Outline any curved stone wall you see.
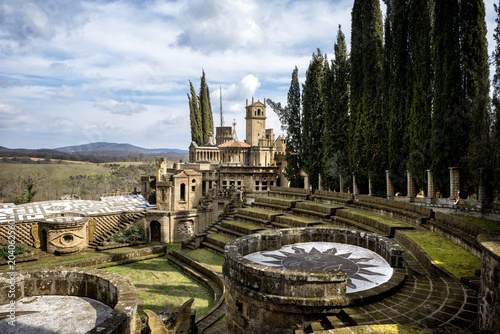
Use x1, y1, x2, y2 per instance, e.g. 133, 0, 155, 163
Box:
223, 227, 406, 333
0, 268, 138, 334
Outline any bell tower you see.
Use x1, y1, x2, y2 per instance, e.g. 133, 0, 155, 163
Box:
245, 97, 266, 146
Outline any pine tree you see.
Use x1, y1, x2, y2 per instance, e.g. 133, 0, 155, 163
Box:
188, 80, 203, 145
268, 67, 303, 188
431, 0, 464, 196
323, 26, 350, 191
302, 49, 327, 190
408, 0, 432, 189
199, 70, 214, 144
461, 0, 491, 199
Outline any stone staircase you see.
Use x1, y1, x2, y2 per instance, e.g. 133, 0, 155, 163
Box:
87, 211, 146, 249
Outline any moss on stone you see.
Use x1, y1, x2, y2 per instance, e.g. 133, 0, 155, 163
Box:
207, 233, 233, 244
225, 220, 262, 230
240, 207, 279, 215
453, 215, 500, 232
302, 201, 341, 209
345, 208, 413, 227
261, 196, 298, 202
186, 248, 224, 273
401, 230, 481, 278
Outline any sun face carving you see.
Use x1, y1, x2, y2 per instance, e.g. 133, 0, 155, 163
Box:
244, 242, 393, 293
260, 246, 385, 289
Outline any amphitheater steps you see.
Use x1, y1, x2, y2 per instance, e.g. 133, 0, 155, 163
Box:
88, 211, 146, 249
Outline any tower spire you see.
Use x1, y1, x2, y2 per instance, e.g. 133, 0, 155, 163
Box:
220, 86, 224, 127
232, 119, 238, 141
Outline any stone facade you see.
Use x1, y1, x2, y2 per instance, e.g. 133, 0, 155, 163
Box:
38, 216, 89, 255
478, 234, 500, 331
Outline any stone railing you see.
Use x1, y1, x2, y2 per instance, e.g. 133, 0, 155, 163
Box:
0, 268, 138, 334
477, 234, 500, 332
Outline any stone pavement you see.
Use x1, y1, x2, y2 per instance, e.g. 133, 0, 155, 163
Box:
0, 195, 155, 223
342, 274, 478, 329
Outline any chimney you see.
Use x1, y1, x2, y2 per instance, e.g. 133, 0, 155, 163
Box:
246, 99, 248, 106
252, 97, 254, 104
264, 98, 266, 106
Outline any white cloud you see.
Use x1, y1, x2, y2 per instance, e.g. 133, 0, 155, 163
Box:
94, 99, 148, 116
0, 103, 16, 114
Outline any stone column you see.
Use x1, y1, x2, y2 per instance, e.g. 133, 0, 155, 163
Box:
301, 170, 310, 191
386, 170, 394, 198
478, 168, 485, 208
353, 176, 359, 196
318, 175, 323, 191
427, 169, 435, 200
339, 175, 344, 193
407, 170, 415, 199
449, 167, 460, 201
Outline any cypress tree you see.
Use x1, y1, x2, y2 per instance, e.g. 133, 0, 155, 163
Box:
408, 0, 432, 189
268, 67, 303, 188
188, 80, 203, 145
492, 1, 500, 201
199, 70, 214, 144
360, 0, 385, 191
302, 49, 327, 190
323, 26, 350, 191
384, 0, 412, 187
461, 0, 491, 199
349, 0, 365, 180
431, 0, 464, 197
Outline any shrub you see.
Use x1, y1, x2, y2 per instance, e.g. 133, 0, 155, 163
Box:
108, 224, 145, 243
0, 245, 26, 258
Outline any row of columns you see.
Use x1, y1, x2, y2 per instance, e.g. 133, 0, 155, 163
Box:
196, 150, 220, 162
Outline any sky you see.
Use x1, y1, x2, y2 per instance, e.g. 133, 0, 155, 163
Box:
0, 0, 498, 151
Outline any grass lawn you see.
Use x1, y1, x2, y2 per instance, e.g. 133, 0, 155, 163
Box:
401, 230, 481, 278
186, 249, 224, 273
240, 207, 278, 215
280, 215, 319, 223
453, 215, 500, 232
224, 220, 263, 230
345, 208, 413, 227
302, 201, 342, 209
261, 196, 299, 202
207, 233, 233, 243
104, 256, 214, 318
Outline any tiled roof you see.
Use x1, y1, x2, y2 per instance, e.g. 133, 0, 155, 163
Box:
218, 140, 251, 148
173, 169, 201, 177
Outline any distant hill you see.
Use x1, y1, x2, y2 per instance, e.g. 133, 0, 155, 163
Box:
55, 142, 187, 154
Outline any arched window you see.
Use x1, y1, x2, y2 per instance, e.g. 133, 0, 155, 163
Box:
180, 183, 186, 201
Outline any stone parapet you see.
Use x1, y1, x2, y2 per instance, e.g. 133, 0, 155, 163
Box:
478, 234, 500, 331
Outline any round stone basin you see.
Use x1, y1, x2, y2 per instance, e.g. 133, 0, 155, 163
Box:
244, 241, 393, 293
0, 295, 113, 334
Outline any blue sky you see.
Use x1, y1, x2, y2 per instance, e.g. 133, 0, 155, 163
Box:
0, 0, 497, 150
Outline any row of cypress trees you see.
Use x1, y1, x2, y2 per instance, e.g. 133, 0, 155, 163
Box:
270, 0, 500, 202
188, 70, 214, 146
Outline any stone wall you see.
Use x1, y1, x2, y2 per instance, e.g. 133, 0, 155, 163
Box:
477, 234, 500, 331
0, 268, 138, 334
223, 228, 405, 333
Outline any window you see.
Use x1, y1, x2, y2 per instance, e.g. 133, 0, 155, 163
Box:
192, 179, 196, 183
180, 183, 186, 201
192, 186, 196, 192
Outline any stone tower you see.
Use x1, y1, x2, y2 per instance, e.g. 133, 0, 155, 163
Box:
245, 97, 266, 147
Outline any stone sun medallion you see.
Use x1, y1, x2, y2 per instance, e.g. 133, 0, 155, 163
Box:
244, 241, 393, 292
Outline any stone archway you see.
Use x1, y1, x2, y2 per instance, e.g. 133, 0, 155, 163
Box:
150, 221, 161, 242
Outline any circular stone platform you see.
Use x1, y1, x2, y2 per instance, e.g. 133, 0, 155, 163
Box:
244, 241, 393, 293
0, 295, 113, 334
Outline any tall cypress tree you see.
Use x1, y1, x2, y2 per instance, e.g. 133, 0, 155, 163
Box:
199, 70, 214, 144
188, 80, 203, 145
492, 1, 500, 201
323, 26, 350, 191
350, 0, 365, 180
302, 49, 327, 190
384, 0, 411, 187
268, 67, 303, 188
360, 0, 385, 191
461, 0, 491, 198
408, 0, 432, 189
431, 0, 464, 196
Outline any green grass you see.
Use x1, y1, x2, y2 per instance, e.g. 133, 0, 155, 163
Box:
186, 249, 224, 273
280, 215, 319, 223
401, 230, 481, 278
225, 220, 262, 230
104, 256, 213, 318
240, 207, 278, 215
207, 233, 233, 243
345, 208, 413, 227
453, 215, 500, 232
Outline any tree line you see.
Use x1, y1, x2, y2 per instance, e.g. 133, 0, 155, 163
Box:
269, 0, 500, 203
